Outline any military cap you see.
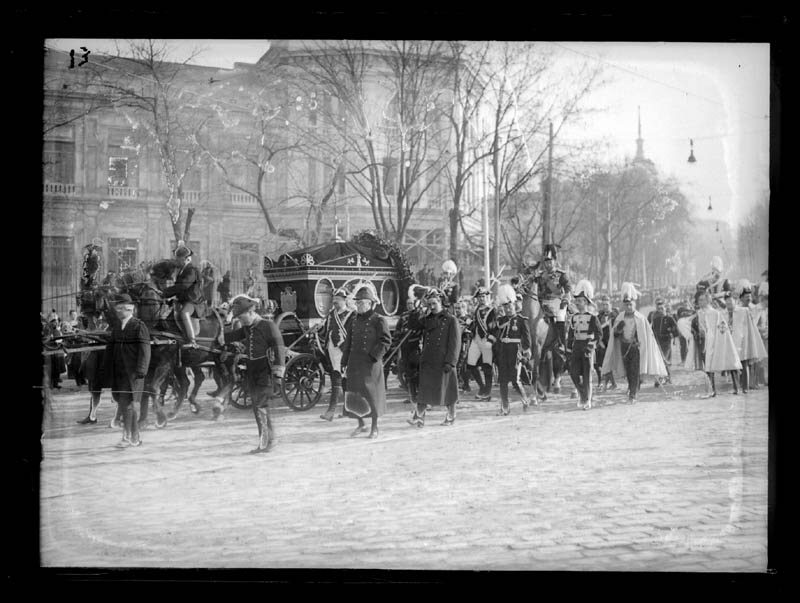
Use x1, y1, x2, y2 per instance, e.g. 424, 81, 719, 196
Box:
424, 287, 445, 300
230, 295, 257, 317
473, 286, 490, 298
114, 293, 135, 305
354, 286, 377, 302
174, 245, 193, 259
655, 297, 665, 305
333, 288, 348, 299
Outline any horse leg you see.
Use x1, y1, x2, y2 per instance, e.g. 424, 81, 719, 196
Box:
149, 360, 171, 428
189, 366, 204, 414
169, 368, 191, 418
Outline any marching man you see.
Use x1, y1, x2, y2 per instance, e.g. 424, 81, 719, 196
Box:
723, 286, 767, 394
465, 286, 498, 401
691, 289, 741, 398
319, 288, 354, 421
567, 280, 603, 410
601, 283, 668, 404
493, 284, 532, 415
408, 288, 461, 427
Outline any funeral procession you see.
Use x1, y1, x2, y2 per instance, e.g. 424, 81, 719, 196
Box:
36, 39, 773, 574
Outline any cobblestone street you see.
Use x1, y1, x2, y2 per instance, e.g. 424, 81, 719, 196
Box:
39, 363, 769, 572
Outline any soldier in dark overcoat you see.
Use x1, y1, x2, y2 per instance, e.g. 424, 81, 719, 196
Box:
103, 294, 151, 448
223, 295, 286, 453
319, 288, 354, 421
341, 286, 392, 438
408, 288, 461, 427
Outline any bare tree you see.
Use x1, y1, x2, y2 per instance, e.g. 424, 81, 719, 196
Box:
92, 40, 211, 244
294, 40, 453, 243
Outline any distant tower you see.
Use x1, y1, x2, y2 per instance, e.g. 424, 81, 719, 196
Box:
634, 106, 645, 163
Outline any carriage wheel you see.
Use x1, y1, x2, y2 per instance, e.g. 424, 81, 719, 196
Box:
281, 353, 325, 411
229, 381, 252, 410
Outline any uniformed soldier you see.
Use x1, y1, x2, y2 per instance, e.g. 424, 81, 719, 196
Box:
466, 286, 498, 400
567, 280, 603, 410
394, 295, 424, 404
454, 298, 473, 392
223, 295, 286, 453
319, 288, 354, 421
493, 284, 532, 415
407, 288, 461, 427
341, 286, 392, 438
696, 255, 731, 310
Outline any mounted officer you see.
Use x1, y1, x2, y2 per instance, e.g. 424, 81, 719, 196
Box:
531, 244, 572, 348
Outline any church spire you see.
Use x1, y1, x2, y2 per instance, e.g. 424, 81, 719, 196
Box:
634, 106, 645, 162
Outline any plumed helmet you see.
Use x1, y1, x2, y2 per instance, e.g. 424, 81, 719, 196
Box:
333, 287, 348, 299
408, 284, 430, 303
736, 278, 753, 298
424, 287, 445, 301
543, 244, 560, 261
354, 285, 378, 302
710, 256, 723, 273
230, 294, 258, 317
573, 279, 595, 305
442, 259, 457, 274
473, 286, 490, 298
495, 283, 517, 305
620, 282, 641, 303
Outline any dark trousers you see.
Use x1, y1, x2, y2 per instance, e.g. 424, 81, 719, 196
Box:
569, 345, 593, 403
679, 336, 689, 363
620, 341, 640, 400
115, 388, 142, 443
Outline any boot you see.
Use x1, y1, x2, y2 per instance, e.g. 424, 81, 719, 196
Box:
481, 364, 493, 400
441, 404, 456, 425
469, 365, 485, 398
350, 418, 368, 437
407, 406, 426, 427
320, 386, 342, 421
368, 416, 379, 438
179, 312, 197, 347
250, 406, 271, 453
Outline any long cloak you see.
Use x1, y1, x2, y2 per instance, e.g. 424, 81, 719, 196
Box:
601, 310, 669, 379
727, 306, 768, 362
696, 307, 741, 372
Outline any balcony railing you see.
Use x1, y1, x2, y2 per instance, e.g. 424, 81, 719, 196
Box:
182, 190, 202, 203
107, 185, 140, 199
226, 192, 258, 207
43, 182, 77, 196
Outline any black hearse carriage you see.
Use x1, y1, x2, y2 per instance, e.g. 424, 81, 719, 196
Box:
261, 233, 414, 412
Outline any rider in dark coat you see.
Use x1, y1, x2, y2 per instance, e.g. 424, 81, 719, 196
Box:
341, 286, 392, 439
161, 245, 205, 346
408, 288, 461, 427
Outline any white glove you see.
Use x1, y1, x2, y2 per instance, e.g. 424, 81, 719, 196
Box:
272, 366, 285, 379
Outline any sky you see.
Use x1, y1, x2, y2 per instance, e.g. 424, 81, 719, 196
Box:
46, 39, 771, 229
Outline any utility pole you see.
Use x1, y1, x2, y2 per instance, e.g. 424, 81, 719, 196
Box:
542, 121, 553, 253
606, 192, 613, 294
483, 193, 491, 291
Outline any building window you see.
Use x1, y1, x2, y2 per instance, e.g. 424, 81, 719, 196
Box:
108, 129, 139, 188
43, 140, 75, 183
314, 278, 334, 316
383, 157, 397, 196
41, 236, 74, 318
107, 238, 139, 273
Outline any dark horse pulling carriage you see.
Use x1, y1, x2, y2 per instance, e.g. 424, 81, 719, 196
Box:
43, 243, 235, 428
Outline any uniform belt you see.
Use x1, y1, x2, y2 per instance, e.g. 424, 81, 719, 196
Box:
500, 338, 522, 343
248, 354, 268, 360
